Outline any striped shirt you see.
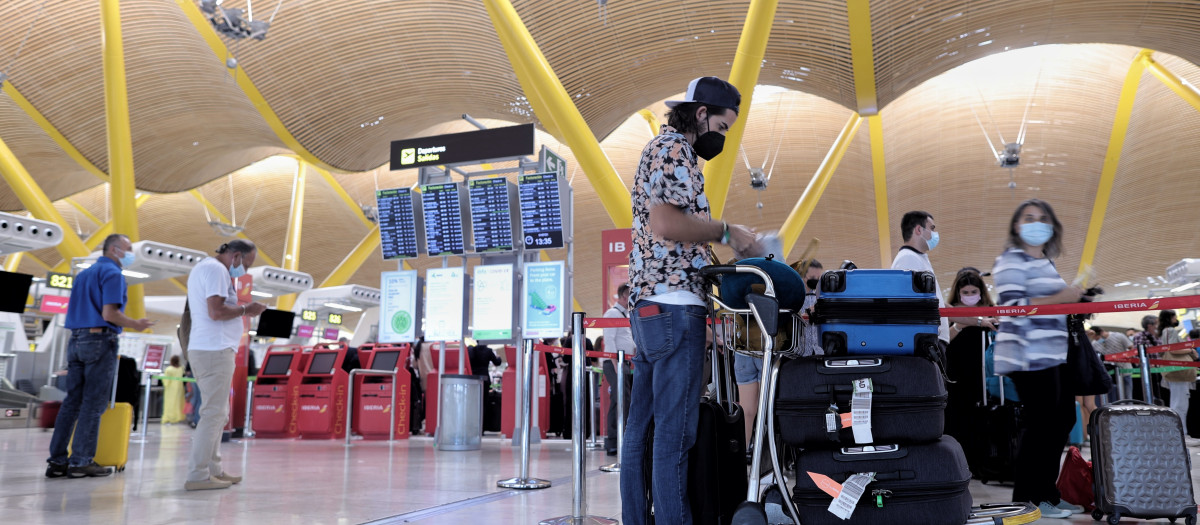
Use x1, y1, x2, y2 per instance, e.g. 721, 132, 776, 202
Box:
991, 247, 1069, 374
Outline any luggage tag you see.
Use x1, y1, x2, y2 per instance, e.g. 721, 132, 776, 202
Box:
850, 378, 873, 444
807, 471, 876, 520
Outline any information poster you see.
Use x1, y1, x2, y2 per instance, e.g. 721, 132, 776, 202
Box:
472, 264, 513, 341
522, 261, 565, 339
380, 270, 418, 343
425, 267, 465, 342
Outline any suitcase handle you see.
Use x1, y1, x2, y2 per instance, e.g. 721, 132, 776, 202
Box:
815, 384, 898, 395
834, 444, 908, 461
823, 358, 885, 368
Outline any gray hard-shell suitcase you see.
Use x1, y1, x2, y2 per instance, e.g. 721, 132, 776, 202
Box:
1089, 400, 1197, 525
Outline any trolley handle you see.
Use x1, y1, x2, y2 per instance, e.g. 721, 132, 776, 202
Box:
698, 264, 777, 298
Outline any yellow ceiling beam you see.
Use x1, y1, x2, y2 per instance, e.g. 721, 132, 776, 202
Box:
637, 109, 661, 136
846, 0, 880, 115
3, 253, 22, 273
63, 198, 103, 225
0, 136, 93, 266
168, 277, 188, 293
1079, 50, 1150, 276
312, 164, 375, 229
488, 12, 563, 142
867, 115, 891, 268
51, 193, 152, 273
702, 0, 780, 220
187, 189, 279, 268
1143, 53, 1200, 114
174, 0, 342, 173
320, 226, 380, 289
780, 113, 862, 256
484, 0, 632, 228
1, 81, 110, 183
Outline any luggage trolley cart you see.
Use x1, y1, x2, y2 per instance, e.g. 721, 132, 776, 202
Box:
699, 263, 805, 524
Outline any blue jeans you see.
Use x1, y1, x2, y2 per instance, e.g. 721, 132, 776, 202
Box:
620, 301, 708, 525
47, 330, 118, 467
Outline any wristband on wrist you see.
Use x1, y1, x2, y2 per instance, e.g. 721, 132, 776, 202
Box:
719, 221, 730, 245
241, 304, 246, 316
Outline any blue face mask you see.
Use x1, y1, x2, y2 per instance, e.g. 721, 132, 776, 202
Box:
118, 249, 136, 268
1019, 222, 1054, 247
925, 230, 940, 251
229, 260, 246, 279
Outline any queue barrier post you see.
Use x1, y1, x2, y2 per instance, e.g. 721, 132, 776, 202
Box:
1138, 343, 1154, 404
133, 371, 152, 441
540, 312, 617, 525
600, 346, 625, 473
344, 369, 399, 446
243, 378, 256, 438
585, 367, 603, 450
498, 339, 551, 490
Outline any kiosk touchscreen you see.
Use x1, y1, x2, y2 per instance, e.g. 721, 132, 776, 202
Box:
296, 343, 349, 439
351, 344, 413, 440
251, 345, 305, 438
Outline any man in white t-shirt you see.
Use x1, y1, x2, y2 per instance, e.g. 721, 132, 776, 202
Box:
890, 211, 952, 344
184, 240, 267, 491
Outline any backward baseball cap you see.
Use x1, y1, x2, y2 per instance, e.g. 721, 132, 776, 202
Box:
665, 76, 742, 113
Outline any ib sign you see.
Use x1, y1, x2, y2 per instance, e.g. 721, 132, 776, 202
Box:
601, 228, 633, 313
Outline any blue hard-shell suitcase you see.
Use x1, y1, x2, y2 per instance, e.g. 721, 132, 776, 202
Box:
814, 268, 941, 357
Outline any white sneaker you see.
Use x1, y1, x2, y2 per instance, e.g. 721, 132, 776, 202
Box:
1037, 501, 1072, 519
1055, 500, 1085, 514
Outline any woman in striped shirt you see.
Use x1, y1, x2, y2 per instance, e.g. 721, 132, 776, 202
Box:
991, 198, 1085, 519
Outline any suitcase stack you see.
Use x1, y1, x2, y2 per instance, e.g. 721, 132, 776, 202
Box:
780, 267, 971, 525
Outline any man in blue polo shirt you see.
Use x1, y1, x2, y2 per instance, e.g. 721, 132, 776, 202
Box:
46, 234, 155, 478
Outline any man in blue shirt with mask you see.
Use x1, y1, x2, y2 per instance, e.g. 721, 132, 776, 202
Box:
46, 234, 155, 478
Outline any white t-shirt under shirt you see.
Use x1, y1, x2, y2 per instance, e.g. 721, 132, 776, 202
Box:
891, 246, 950, 343
187, 257, 244, 351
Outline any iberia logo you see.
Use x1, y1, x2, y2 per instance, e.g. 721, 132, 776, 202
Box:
1027, 307, 1038, 315
383, 406, 391, 413
1150, 301, 1160, 310
319, 405, 328, 414
275, 405, 284, 413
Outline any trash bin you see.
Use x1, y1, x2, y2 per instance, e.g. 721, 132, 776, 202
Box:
436, 374, 483, 451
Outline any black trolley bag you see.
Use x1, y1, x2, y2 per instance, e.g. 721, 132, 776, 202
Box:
791, 435, 973, 525
774, 356, 946, 446
1089, 400, 1197, 525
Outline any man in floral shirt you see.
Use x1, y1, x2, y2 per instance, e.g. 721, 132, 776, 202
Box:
621, 76, 762, 525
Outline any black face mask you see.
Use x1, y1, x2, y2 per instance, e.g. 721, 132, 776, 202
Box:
693, 116, 725, 161
806, 278, 819, 291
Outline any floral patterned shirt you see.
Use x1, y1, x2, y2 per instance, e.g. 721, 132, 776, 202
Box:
628, 125, 711, 305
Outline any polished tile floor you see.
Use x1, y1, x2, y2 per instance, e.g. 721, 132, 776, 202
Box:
1, 424, 1197, 524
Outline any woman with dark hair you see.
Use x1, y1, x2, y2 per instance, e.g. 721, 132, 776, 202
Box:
991, 198, 1085, 519
1159, 310, 1196, 424
944, 268, 998, 446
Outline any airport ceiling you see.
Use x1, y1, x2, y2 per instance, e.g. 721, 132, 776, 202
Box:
2, 1, 1200, 324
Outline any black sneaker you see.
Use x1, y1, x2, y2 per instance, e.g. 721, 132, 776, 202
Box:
45, 462, 68, 478
67, 462, 113, 478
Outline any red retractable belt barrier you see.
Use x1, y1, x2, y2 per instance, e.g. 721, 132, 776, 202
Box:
943, 295, 1200, 318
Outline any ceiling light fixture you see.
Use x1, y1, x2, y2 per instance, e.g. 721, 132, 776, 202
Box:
324, 302, 363, 312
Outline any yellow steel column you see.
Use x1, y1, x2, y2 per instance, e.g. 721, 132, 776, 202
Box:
702, 0, 780, 220
867, 115, 891, 267
3, 253, 23, 273
320, 227, 380, 289
101, 0, 146, 324
484, 0, 632, 228
1079, 51, 1149, 273
276, 160, 307, 311
490, 25, 563, 142
846, 0, 880, 115
780, 114, 862, 256
0, 137, 92, 263
1143, 53, 1200, 113
637, 109, 662, 136
51, 193, 152, 273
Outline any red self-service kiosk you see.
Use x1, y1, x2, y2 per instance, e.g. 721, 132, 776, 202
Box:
296, 343, 349, 439
252, 344, 305, 438
351, 343, 412, 440
424, 342, 471, 437
501, 345, 550, 439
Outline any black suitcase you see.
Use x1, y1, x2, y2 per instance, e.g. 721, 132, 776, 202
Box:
483, 390, 502, 432
774, 356, 946, 446
687, 395, 748, 525
962, 331, 1020, 484
1089, 400, 1197, 525
791, 436, 973, 525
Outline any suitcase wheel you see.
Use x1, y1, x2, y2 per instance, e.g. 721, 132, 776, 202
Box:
1107, 512, 1120, 525
1091, 509, 1103, 521
1187, 515, 1197, 525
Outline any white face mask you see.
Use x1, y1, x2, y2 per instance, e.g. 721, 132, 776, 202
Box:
960, 294, 981, 306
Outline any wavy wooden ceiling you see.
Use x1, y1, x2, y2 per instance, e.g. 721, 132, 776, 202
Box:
0, 1, 1198, 325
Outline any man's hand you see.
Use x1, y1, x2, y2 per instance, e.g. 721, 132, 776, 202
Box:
131, 318, 156, 332
727, 223, 760, 256
244, 302, 268, 316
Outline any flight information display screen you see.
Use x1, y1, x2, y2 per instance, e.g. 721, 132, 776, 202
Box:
420, 183, 466, 256
376, 188, 420, 259
518, 172, 564, 250
468, 178, 514, 253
